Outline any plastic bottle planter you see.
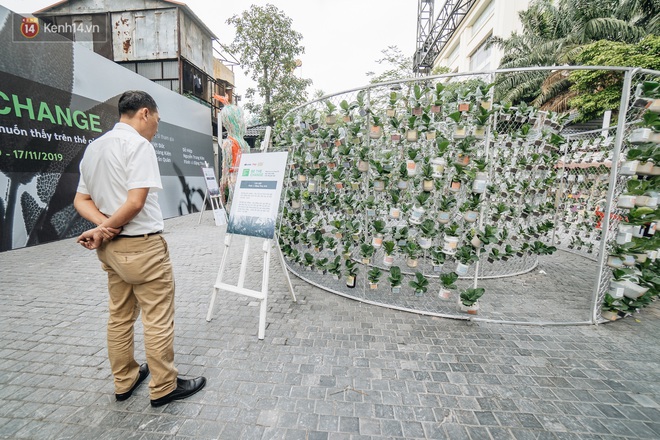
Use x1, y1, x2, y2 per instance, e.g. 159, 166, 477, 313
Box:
383, 254, 394, 267
472, 173, 488, 194
622, 280, 649, 299
619, 160, 639, 175
455, 263, 469, 276
298, 174, 307, 183
409, 207, 424, 225
463, 211, 478, 223
437, 212, 451, 224
373, 180, 386, 192
372, 234, 383, 248
406, 160, 417, 176
470, 236, 483, 249
418, 236, 433, 249
636, 162, 654, 175
608, 282, 625, 299
443, 236, 459, 255
438, 288, 451, 300
628, 128, 653, 144
617, 195, 636, 209
606, 255, 624, 268
357, 160, 369, 172
422, 180, 434, 192
406, 130, 418, 142
426, 131, 436, 141
651, 166, 660, 176
397, 179, 409, 190
406, 257, 419, 268
369, 126, 382, 139
431, 157, 446, 177
389, 206, 400, 219
454, 126, 467, 139
622, 255, 637, 267
645, 222, 657, 237
291, 200, 301, 209
635, 195, 658, 208
449, 180, 462, 193
459, 302, 479, 315
616, 225, 633, 244
346, 275, 356, 288
308, 181, 317, 193
632, 225, 646, 238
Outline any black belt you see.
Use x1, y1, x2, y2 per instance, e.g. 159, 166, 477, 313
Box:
117, 231, 162, 238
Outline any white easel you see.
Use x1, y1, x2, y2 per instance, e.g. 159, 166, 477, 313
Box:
206, 134, 296, 340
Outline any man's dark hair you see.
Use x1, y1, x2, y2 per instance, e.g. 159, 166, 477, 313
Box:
118, 90, 158, 117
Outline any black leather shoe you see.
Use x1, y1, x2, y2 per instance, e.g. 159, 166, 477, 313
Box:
150, 376, 206, 407
116, 363, 150, 401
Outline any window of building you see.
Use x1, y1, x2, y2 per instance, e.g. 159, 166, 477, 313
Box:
469, 37, 492, 72
447, 44, 460, 67
472, 0, 494, 33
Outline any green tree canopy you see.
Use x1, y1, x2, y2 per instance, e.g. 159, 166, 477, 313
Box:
569, 35, 660, 122
490, 0, 659, 112
366, 46, 414, 84
227, 4, 312, 126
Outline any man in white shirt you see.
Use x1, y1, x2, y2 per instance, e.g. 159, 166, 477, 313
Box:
74, 90, 205, 407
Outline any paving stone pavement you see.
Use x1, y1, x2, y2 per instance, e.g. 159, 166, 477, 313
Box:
1, 213, 660, 440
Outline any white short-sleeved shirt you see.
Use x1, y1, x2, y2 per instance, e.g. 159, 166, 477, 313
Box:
77, 122, 164, 235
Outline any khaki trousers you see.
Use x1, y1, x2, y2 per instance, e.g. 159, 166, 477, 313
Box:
96, 234, 178, 399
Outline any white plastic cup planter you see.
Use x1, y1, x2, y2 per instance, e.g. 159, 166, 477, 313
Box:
357, 160, 369, 172
373, 180, 385, 192
632, 225, 645, 238
606, 255, 624, 268
406, 160, 417, 176
308, 181, 317, 193
397, 179, 408, 190
608, 285, 625, 299
438, 289, 451, 300
619, 160, 639, 175
629, 128, 652, 144
431, 157, 446, 177
407, 258, 418, 268
472, 172, 487, 194
647, 250, 658, 261
372, 235, 383, 248
406, 130, 418, 142
622, 255, 636, 266
617, 195, 636, 208
622, 280, 649, 299
470, 236, 483, 248
298, 174, 307, 182
449, 180, 461, 192
369, 126, 382, 139
418, 236, 433, 249
616, 231, 632, 245
455, 262, 469, 276
422, 180, 434, 192
383, 255, 394, 266
636, 162, 654, 175
389, 207, 400, 219
437, 212, 450, 224
463, 211, 478, 223
443, 236, 459, 254
410, 206, 424, 224
651, 166, 660, 176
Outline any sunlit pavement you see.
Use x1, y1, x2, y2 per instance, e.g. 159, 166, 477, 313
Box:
1, 213, 659, 439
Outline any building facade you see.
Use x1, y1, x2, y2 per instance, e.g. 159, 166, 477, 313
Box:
34, 0, 235, 135
427, 0, 530, 73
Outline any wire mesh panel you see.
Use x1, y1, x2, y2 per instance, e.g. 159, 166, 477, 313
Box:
273, 67, 659, 324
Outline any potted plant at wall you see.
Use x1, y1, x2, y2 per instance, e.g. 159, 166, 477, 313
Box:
345, 259, 358, 288
472, 105, 492, 139
387, 91, 399, 117
369, 115, 384, 139
406, 147, 420, 176
420, 160, 435, 192
410, 192, 430, 225
448, 111, 467, 139
459, 287, 485, 314
431, 82, 445, 113
325, 255, 342, 280
367, 266, 382, 289
382, 240, 396, 267
410, 83, 427, 116
360, 243, 375, 264
437, 195, 456, 225
406, 115, 419, 142
339, 99, 356, 123
409, 271, 429, 296
324, 100, 338, 125
389, 115, 403, 141
388, 266, 403, 293
393, 225, 409, 246
454, 245, 478, 276
430, 246, 446, 272
417, 218, 436, 249
438, 272, 458, 300
371, 219, 387, 248
442, 223, 461, 255
371, 160, 392, 192
460, 194, 481, 223
397, 162, 410, 190
404, 241, 421, 268
357, 147, 370, 172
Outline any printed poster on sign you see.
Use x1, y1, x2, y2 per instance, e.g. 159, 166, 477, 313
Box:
201, 167, 226, 226
227, 152, 288, 239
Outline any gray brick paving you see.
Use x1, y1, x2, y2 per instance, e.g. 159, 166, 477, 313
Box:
0, 213, 659, 439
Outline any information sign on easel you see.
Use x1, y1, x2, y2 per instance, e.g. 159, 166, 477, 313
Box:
198, 165, 227, 226
206, 151, 296, 339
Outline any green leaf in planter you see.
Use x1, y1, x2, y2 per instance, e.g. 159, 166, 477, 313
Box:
440, 272, 458, 289
460, 287, 485, 306
388, 266, 402, 286
408, 271, 429, 292
383, 240, 396, 255
367, 267, 382, 284
448, 111, 462, 124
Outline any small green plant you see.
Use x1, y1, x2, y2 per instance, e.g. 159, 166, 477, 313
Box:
440, 272, 459, 289
388, 266, 403, 288
460, 287, 485, 306
367, 267, 382, 285
409, 271, 429, 294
